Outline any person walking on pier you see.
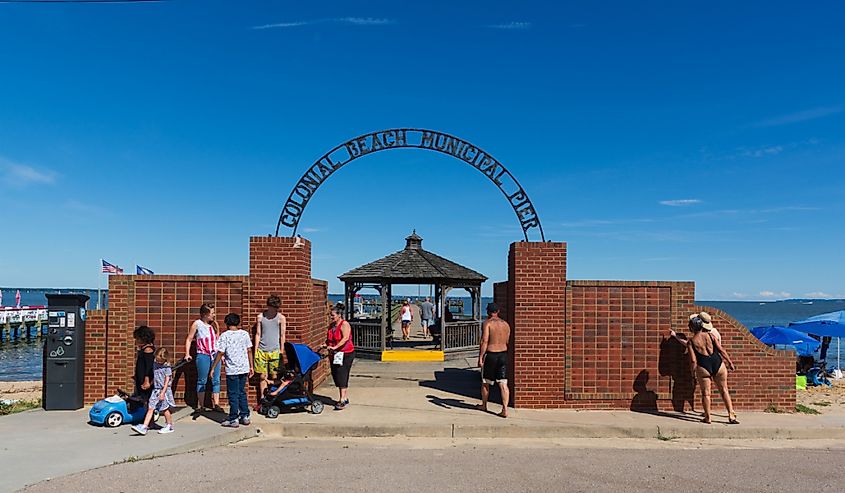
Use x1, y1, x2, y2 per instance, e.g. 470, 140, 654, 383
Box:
184, 302, 222, 412
420, 297, 435, 339
254, 295, 286, 401
476, 303, 511, 418
398, 299, 413, 340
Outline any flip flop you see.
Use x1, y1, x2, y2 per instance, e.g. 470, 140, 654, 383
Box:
728, 413, 739, 424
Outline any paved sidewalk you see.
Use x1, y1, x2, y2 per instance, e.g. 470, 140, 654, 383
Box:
255, 359, 845, 440
0, 407, 253, 492
4, 359, 844, 491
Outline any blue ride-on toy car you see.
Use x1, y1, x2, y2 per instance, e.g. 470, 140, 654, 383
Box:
89, 357, 187, 427
89, 388, 159, 427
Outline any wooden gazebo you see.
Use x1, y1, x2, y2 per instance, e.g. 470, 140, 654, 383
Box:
338, 231, 487, 360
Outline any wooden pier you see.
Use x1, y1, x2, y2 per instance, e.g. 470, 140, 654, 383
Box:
0, 307, 48, 343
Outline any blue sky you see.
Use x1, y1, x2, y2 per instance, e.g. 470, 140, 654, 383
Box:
0, 1, 843, 300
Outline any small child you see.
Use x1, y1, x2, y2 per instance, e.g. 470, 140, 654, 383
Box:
210, 313, 254, 428
266, 370, 296, 398
131, 347, 176, 435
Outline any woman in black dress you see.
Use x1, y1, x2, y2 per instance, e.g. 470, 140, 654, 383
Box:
133, 325, 156, 401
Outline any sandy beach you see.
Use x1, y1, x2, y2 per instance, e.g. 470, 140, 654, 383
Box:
796, 378, 845, 415
0, 380, 42, 402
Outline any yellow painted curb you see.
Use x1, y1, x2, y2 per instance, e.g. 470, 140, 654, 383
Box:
381, 350, 445, 362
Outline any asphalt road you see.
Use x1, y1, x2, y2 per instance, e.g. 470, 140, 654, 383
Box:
23, 438, 845, 492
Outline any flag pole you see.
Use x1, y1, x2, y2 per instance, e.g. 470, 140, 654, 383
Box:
97, 259, 102, 310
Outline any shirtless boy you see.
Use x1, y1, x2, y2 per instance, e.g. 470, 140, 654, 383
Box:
477, 302, 511, 418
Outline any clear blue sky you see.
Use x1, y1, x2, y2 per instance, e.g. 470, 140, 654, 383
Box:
1, 1, 843, 300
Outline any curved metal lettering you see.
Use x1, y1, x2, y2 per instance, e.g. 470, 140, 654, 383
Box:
276, 128, 545, 241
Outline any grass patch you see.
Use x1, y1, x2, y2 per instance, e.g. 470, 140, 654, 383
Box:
795, 404, 821, 415
812, 401, 832, 407
656, 426, 677, 442
764, 403, 783, 413
0, 399, 41, 416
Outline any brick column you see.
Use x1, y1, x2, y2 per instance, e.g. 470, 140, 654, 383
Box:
105, 276, 135, 394
508, 241, 567, 408
249, 236, 313, 346
83, 309, 108, 404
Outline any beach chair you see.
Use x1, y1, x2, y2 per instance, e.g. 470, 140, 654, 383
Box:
807, 367, 832, 387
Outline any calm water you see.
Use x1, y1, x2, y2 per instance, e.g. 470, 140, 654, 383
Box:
0, 287, 107, 309
2, 293, 843, 381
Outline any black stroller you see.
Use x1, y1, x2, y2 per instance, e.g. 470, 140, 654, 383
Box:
259, 342, 324, 417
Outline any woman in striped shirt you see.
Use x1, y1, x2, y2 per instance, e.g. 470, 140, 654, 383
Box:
184, 302, 222, 412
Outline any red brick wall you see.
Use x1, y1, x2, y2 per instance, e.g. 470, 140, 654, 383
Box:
508, 242, 568, 408
132, 276, 247, 406
85, 235, 794, 413
83, 236, 329, 405
103, 276, 134, 402
505, 242, 795, 411
248, 236, 326, 386
249, 236, 312, 344
310, 280, 330, 386
493, 281, 510, 323
564, 281, 694, 410
83, 309, 108, 403
86, 276, 247, 405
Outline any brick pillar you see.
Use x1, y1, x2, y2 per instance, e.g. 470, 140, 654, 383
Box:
105, 276, 135, 394
508, 242, 567, 408
83, 309, 108, 404
249, 236, 313, 346
493, 281, 510, 323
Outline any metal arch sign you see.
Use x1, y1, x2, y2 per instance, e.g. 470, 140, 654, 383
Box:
276, 128, 546, 241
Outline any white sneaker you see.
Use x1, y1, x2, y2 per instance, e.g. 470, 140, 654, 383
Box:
157, 424, 174, 434
131, 424, 147, 435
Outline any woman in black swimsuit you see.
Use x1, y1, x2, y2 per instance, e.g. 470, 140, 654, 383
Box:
670, 316, 738, 424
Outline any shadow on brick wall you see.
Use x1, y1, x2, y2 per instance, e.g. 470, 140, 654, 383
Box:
658, 335, 696, 412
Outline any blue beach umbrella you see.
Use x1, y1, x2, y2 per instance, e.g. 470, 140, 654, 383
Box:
794, 310, 845, 325
788, 320, 845, 338
750, 325, 821, 357
790, 311, 845, 369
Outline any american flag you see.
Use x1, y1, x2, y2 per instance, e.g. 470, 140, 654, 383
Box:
102, 259, 124, 274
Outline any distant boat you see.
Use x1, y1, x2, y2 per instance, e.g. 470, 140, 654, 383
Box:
802, 301, 814, 305
759, 302, 767, 305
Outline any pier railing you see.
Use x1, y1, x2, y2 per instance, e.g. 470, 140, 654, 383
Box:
1, 307, 48, 343
350, 320, 382, 352
443, 321, 481, 352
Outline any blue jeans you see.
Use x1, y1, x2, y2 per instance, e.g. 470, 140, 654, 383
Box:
195, 353, 221, 393
226, 373, 249, 421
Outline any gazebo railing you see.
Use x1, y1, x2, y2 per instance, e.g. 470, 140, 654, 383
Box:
350, 320, 382, 352
443, 321, 481, 352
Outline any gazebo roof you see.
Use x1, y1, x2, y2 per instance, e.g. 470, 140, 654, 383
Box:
339, 231, 487, 284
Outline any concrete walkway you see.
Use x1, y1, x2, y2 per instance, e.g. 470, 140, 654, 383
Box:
4, 359, 845, 491
0, 407, 255, 492
256, 359, 845, 440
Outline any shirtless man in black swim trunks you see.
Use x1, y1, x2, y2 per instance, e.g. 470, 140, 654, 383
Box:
477, 303, 511, 418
